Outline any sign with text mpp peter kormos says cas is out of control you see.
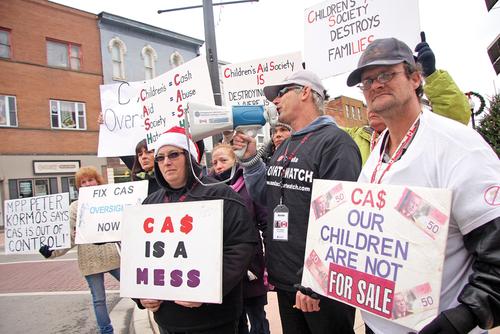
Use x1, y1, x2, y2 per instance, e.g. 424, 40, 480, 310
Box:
120, 200, 223, 304
301, 180, 451, 331
75, 180, 148, 244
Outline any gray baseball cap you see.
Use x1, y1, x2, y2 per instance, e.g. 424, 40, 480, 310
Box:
264, 70, 326, 101
346, 38, 416, 87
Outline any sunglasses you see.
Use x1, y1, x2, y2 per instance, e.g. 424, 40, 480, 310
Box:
154, 151, 184, 163
277, 85, 303, 98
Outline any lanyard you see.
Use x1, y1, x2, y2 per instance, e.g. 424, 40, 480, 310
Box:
370, 116, 420, 184
278, 133, 312, 203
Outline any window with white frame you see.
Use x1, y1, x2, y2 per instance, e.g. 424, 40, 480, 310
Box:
0, 28, 11, 59
345, 104, 350, 119
47, 39, 81, 70
50, 99, 86, 130
108, 37, 126, 80
0, 94, 17, 127
142, 45, 158, 80
357, 107, 362, 120
351, 106, 357, 120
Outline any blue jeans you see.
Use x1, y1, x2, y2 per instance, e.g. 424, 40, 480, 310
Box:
85, 268, 120, 334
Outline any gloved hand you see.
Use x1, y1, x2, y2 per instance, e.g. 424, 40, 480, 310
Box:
39, 245, 53, 258
419, 305, 476, 334
414, 32, 436, 77
419, 312, 458, 334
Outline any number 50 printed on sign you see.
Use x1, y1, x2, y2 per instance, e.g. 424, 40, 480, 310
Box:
302, 180, 451, 331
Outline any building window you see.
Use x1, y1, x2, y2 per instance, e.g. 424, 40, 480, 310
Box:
357, 107, 362, 120
50, 99, 86, 130
142, 45, 158, 80
0, 28, 11, 59
47, 39, 81, 70
351, 106, 357, 120
345, 105, 349, 119
0, 95, 17, 127
108, 37, 127, 80
11, 178, 55, 199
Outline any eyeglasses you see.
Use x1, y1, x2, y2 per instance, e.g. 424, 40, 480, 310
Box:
154, 151, 184, 163
358, 71, 404, 91
277, 85, 303, 98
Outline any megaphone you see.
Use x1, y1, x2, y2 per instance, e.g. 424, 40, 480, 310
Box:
185, 102, 278, 158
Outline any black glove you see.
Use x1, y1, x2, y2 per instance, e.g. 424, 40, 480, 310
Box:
414, 32, 436, 78
293, 283, 320, 300
39, 245, 53, 258
419, 305, 476, 334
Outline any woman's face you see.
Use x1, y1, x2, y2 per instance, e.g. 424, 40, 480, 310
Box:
80, 176, 98, 188
211, 148, 236, 175
138, 147, 155, 172
156, 145, 187, 189
272, 125, 291, 148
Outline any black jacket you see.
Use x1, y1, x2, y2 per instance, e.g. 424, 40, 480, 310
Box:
139, 160, 258, 332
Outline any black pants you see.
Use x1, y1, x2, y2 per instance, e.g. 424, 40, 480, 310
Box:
163, 321, 238, 334
276, 289, 355, 334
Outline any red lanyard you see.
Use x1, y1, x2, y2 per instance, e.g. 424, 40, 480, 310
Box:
370, 116, 420, 184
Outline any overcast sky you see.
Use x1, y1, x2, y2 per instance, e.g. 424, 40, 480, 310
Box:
52, 0, 500, 106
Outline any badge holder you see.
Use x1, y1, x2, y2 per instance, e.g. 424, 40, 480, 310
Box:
273, 198, 289, 241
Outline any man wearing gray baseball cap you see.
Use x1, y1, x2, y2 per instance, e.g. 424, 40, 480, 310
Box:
349, 37, 500, 334
233, 69, 361, 334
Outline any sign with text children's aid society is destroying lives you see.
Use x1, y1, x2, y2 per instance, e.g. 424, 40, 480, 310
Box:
220, 52, 302, 107
98, 56, 214, 157
120, 200, 223, 303
75, 180, 148, 244
301, 180, 451, 331
4, 193, 70, 254
304, 0, 420, 79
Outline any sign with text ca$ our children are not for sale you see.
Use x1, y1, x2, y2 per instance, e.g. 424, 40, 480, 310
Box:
220, 52, 302, 107
304, 0, 420, 79
120, 200, 223, 303
301, 180, 451, 331
75, 180, 148, 244
4, 193, 70, 254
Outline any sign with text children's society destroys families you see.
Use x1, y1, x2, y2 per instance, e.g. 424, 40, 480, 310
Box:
220, 52, 302, 107
304, 0, 420, 79
120, 200, 223, 303
4, 193, 70, 254
301, 180, 451, 331
75, 181, 148, 244
98, 56, 214, 156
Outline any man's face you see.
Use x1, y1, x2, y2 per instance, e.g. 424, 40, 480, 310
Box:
272, 125, 291, 148
394, 293, 407, 313
272, 85, 304, 126
361, 63, 420, 117
367, 109, 386, 133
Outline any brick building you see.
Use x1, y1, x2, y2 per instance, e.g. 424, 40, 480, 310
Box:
325, 95, 368, 128
0, 0, 105, 224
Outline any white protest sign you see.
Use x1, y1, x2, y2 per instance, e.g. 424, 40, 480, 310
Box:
75, 180, 148, 244
302, 180, 451, 331
142, 56, 214, 149
98, 80, 146, 157
3, 193, 70, 254
304, 0, 420, 79
120, 200, 223, 303
221, 52, 303, 107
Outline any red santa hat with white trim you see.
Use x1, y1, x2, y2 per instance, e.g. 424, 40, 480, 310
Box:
154, 126, 200, 162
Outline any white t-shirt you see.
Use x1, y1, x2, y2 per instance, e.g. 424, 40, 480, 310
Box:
358, 110, 500, 334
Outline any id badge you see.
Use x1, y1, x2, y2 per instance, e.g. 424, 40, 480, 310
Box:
273, 204, 289, 241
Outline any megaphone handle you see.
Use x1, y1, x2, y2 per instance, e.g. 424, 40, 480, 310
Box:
234, 143, 247, 160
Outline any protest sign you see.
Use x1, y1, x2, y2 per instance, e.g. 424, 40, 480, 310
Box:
120, 200, 223, 303
302, 180, 451, 331
3, 193, 70, 254
220, 52, 302, 107
304, 0, 420, 79
98, 56, 214, 156
75, 180, 148, 244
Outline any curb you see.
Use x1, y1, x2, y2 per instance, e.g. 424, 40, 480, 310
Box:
109, 297, 155, 334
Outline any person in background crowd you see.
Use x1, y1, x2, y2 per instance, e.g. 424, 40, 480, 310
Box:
233, 70, 361, 334
211, 143, 270, 334
137, 126, 258, 334
127, 139, 160, 195
342, 33, 470, 165
39, 166, 120, 334
347, 37, 500, 334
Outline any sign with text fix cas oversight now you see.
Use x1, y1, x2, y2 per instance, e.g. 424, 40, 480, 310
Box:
98, 56, 214, 157
301, 180, 451, 331
4, 193, 70, 254
75, 180, 148, 244
220, 52, 302, 107
304, 0, 420, 79
120, 200, 223, 303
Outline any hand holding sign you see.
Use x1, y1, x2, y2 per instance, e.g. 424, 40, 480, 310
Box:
414, 32, 436, 77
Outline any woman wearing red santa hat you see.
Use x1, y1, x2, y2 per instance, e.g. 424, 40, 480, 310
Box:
136, 126, 258, 334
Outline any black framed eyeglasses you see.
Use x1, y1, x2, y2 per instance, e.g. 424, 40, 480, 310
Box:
277, 85, 303, 98
358, 71, 404, 91
154, 151, 184, 163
